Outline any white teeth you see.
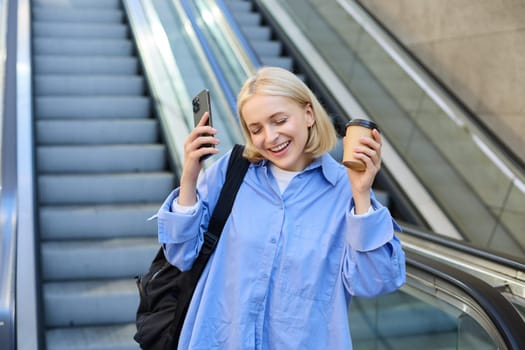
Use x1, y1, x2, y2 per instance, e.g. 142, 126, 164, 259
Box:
270, 141, 289, 152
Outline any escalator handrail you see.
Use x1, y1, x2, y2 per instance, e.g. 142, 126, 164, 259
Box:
408, 251, 525, 350
180, 0, 238, 119
402, 222, 525, 270
0, 0, 16, 348
124, 0, 194, 173
15, 0, 42, 347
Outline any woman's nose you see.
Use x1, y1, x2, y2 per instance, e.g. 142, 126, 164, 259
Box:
264, 126, 278, 141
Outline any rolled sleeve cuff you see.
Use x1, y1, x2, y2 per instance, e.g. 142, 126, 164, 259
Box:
346, 198, 395, 251
171, 195, 200, 215
157, 189, 203, 244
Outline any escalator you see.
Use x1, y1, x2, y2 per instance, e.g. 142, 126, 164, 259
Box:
32, 0, 171, 348
17, 0, 243, 348
4, 0, 525, 349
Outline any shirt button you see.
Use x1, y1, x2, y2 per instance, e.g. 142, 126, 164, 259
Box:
270, 238, 276, 244
263, 273, 269, 279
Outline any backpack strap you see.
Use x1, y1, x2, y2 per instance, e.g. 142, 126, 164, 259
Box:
201, 144, 250, 254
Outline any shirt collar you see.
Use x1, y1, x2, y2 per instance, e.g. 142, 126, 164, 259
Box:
254, 153, 339, 186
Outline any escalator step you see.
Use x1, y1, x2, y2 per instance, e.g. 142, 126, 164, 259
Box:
46, 323, 138, 350
239, 25, 271, 41
39, 203, 159, 240
33, 0, 121, 9
35, 96, 151, 119
35, 75, 145, 97
37, 144, 167, 173
43, 279, 138, 327
36, 119, 159, 145
38, 172, 173, 205
223, 0, 252, 13
33, 22, 128, 39
34, 56, 139, 75
33, 38, 134, 56
230, 11, 261, 26
41, 237, 158, 280
32, 8, 124, 23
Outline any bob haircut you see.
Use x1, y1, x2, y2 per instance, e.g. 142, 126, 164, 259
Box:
237, 66, 337, 162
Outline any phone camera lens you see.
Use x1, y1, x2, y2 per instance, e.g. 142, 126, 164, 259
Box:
192, 97, 200, 113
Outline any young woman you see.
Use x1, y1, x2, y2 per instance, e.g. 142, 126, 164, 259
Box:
157, 67, 406, 349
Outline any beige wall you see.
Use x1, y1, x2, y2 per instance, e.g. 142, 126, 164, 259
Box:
358, 0, 525, 166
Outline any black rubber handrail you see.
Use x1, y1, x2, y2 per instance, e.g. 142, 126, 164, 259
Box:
402, 222, 525, 270
407, 251, 525, 350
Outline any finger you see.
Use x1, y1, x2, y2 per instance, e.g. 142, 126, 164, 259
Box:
359, 134, 380, 151
353, 146, 377, 163
197, 112, 210, 127
371, 129, 382, 143
192, 124, 217, 139
194, 135, 220, 148
193, 144, 219, 162
353, 143, 381, 168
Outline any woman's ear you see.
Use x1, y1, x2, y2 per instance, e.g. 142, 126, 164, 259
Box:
305, 103, 315, 128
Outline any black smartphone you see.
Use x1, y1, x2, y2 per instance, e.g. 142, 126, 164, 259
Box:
192, 89, 214, 160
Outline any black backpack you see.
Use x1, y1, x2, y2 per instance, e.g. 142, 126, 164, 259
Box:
134, 145, 250, 349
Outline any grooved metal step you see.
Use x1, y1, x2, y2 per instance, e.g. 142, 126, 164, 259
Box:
35, 75, 145, 96
38, 172, 173, 205
33, 38, 133, 56
36, 119, 159, 145
224, 0, 294, 70
43, 279, 138, 327
33, 0, 121, 9
46, 324, 138, 350
35, 96, 151, 119
41, 237, 158, 280
39, 204, 159, 240
32, 22, 128, 38
32, 8, 124, 23
37, 145, 167, 173
34, 56, 139, 75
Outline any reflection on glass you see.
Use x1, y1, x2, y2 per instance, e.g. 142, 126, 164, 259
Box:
458, 314, 496, 350
350, 290, 498, 350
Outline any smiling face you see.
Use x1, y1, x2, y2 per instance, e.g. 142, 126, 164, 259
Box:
241, 94, 314, 171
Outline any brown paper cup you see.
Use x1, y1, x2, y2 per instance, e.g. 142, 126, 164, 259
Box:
342, 119, 379, 171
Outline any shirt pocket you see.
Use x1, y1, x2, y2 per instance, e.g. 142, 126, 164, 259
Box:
281, 223, 344, 302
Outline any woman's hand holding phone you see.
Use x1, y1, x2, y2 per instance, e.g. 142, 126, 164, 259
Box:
179, 112, 219, 206
188, 111, 219, 164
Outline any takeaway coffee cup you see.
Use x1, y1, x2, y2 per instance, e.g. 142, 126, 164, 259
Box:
343, 119, 380, 171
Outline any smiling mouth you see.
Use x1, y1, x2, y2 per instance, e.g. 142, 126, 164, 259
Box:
269, 141, 290, 153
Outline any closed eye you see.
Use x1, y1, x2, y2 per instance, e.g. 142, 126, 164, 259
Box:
275, 117, 287, 125
249, 127, 262, 135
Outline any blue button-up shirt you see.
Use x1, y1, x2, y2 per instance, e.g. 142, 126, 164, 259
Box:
157, 150, 405, 349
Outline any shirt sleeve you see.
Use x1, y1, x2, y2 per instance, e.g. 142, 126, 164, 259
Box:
346, 197, 399, 251
171, 195, 200, 215
342, 196, 406, 297
157, 150, 233, 271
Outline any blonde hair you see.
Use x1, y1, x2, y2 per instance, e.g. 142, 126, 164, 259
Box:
237, 67, 337, 162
